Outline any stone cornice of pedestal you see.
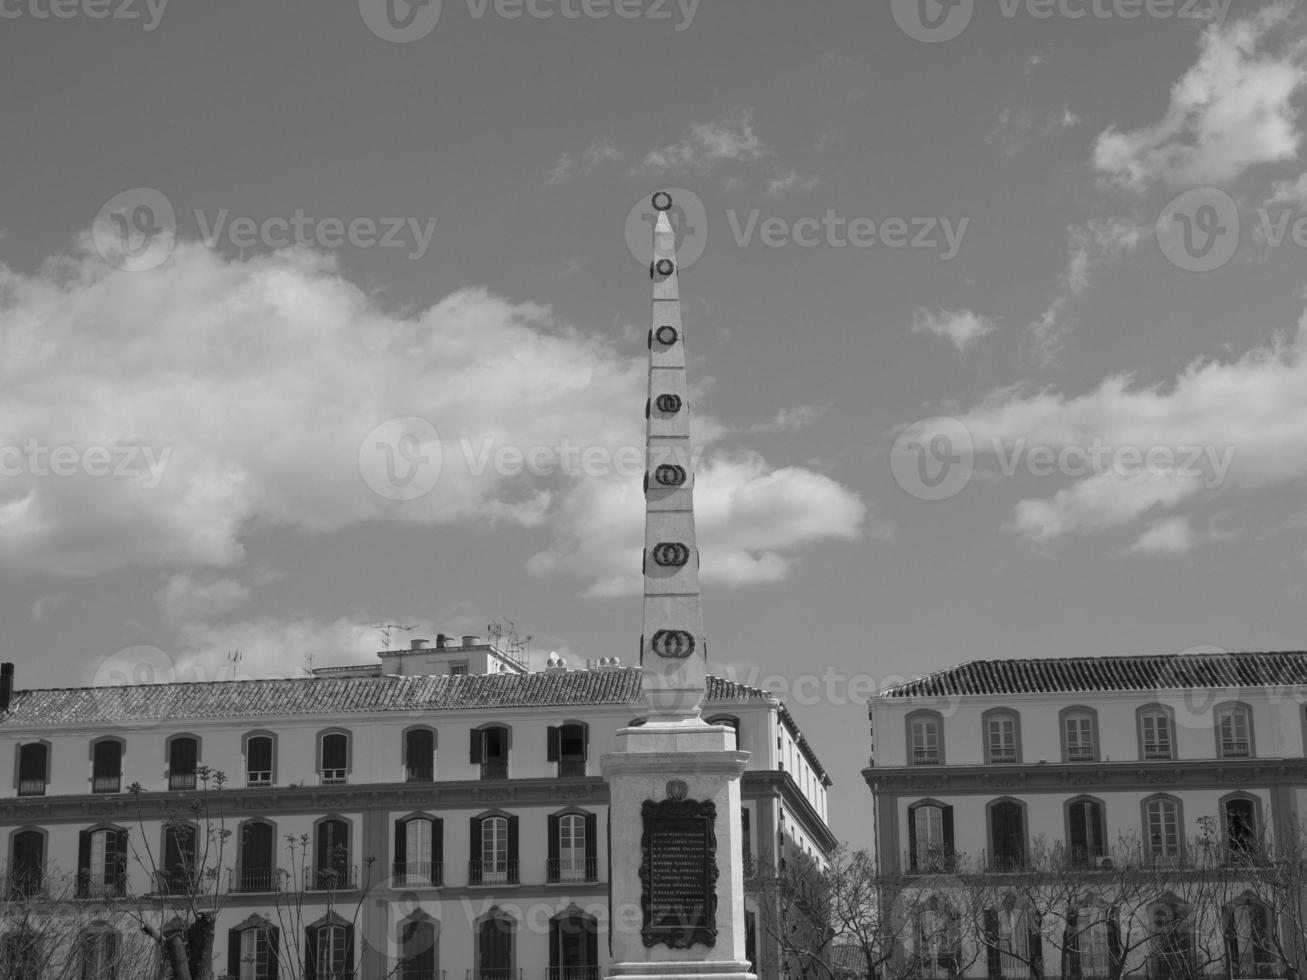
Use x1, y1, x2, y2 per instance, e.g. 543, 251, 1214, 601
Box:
600, 750, 751, 779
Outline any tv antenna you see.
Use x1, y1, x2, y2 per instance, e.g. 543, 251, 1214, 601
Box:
489, 618, 531, 666
369, 623, 417, 651
226, 649, 243, 680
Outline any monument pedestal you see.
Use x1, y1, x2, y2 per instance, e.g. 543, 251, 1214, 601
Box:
602, 718, 756, 980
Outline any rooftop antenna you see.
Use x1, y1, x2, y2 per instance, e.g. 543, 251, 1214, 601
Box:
226, 649, 243, 681
369, 623, 417, 651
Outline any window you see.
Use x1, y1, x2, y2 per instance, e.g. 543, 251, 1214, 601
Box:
1139, 707, 1175, 761
159, 823, 197, 895
449, 662, 469, 676
167, 735, 199, 790
9, 830, 44, 898
394, 815, 443, 886
1066, 797, 1107, 866
91, 739, 123, 793
318, 732, 350, 785
237, 820, 276, 892
1216, 703, 1253, 759
1065, 906, 1114, 980
549, 910, 598, 980
244, 734, 275, 787
477, 910, 514, 980
80, 926, 119, 980
908, 801, 954, 872
16, 743, 48, 797
78, 827, 127, 898
1225, 899, 1277, 979
1, 931, 42, 980
1060, 707, 1098, 763
404, 728, 435, 783
983, 710, 1021, 764
312, 819, 352, 890
987, 800, 1026, 870
984, 904, 1041, 980
547, 722, 588, 777
548, 811, 597, 882
1223, 796, 1259, 860
1148, 899, 1194, 980
228, 920, 279, 980
915, 897, 961, 980
305, 921, 352, 980
471, 726, 511, 780
907, 711, 944, 765
398, 917, 437, 980
470, 813, 518, 885
1143, 796, 1183, 864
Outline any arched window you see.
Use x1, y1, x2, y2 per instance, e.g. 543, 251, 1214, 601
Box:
227, 915, 279, 980
987, 799, 1026, 870
470, 725, 511, 780
398, 914, 438, 980
77, 826, 128, 898
1, 929, 43, 980
394, 814, 443, 886
159, 822, 198, 896
476, 909, 514, 980
983, 897, 1041, 980
237, 820, 277, 893
89, 738, 124, 794
15, 742, 49, 797
1225, 896, 1277, 978
1137, 705, 1176, 761
312, 818, 352, 891
79, 923, 119, 980
1222, 794, 1261, 860
550, 907, 598, 979
982, 709, 1021, 764
470, 813, 518, 885
906, 710, 945, 766
166, 734, 200, 790
305, 915, 352, 980
915, 895, 961, 980
403, 727, 436, 783
1143, 795, 1184, 865
8, 829, 44, 899
1065, 796, 1108, 866
1148, 896, 1194, 980
317, 731, 351, 786
907, 801, 954, 872
1215, 702, 1254, 759
548, 810, 597, 882
547, 721, 589, 776
243, 733, 276, 787
1059, 706, 1099, 763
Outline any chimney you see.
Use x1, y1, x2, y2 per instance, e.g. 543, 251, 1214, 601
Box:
410, 638, 429, 651
0, 662, 13, 712
436, 633, 449, 649
462, 635, 480, 648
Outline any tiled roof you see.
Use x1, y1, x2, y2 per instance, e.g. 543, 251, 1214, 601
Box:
0, 667, 773, 727
880, 651, 1307, 698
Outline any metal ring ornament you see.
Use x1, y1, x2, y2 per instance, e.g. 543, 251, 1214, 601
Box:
652, 191, 673, 212
655, 326, 679, 346
651, 629, 695, 659
655, 259, 675, 277
655, 394, 682, 414
651, 542, 690, 567
653, 464, 687, 486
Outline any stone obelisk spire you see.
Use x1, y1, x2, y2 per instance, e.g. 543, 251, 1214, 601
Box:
641, 191, 706, 722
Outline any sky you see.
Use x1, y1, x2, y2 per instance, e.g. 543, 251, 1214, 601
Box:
3, 0, 1307, 852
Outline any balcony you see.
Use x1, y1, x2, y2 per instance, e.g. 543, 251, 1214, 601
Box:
557, 760, 587, 777
169, 772, 197, 791
1066, 746, 1096, 762
546, 858, 598, 883
228, 868, 281, 893
321, 769, 348, 786
903, 849, 958, 875
547, 970, 599, 980
153, 871, 198, 896
911, 750, 940, 765
6, 870, 46, 900
246, 771, 272, 787
92, 775, 121, 794
392, 861, 443, 887
305, 866, 357, 891
470, 972, 519, 980
405, 766, 434, 783
480, 762, 509, 781
983, 849, 1030, 872
17, 778, 45, 797
468, 860, 519, 886
77, 872, 127, 899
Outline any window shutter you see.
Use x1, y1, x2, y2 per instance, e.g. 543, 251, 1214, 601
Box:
1028, 921, 1043, 975
907, 809, 918, 868
1107, 911, 1122, 972
508, 814, 520, 863
304, 928, 318, 980
942, 806, 955, 853
586, 918, 598, 968
984, 910, 1001, 978
579, 722, 588, 761
548, 813, 560, 867
584, 812, 597, 865
470, 729, 483, 765
547, 727, 560, 762
469, 817, 482, 865
267, 927, 280, 980
431, 816, 444, 864
78, 830, 91, 891
395, 820, 406, 868
110, 829, 128, 879
343, 925, 355, 978
228, 931, 242, 980
316, 825, 331, 877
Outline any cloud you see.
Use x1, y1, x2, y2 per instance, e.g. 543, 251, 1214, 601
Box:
748, 405, 829, 434
526, 452, 869, 598
546, 138, 624, 184
986, 106, 1080, 157
1093, 3, 1307, 191
1266, 171, 1307, 206
911, 308, 997, 353
170, 616, 378, 682
638, 110, 768, 175
30, 593, 63, 623
1128, 517, 1198, 555
765, 171, 820, 196
0, 238, 863, 597
155, 572, 252, 622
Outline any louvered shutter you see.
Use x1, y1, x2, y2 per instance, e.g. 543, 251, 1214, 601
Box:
470, 730, 483, 765
508, 815, 519, 865
228, 931, 242, 980
547, 727, 560, 762
548, 813, 560, 872
907, 809, 918, 869
267, 927, 280, 980
584, 812, 597, 870
984, 910, 1001, 978
304, 928, 318, 980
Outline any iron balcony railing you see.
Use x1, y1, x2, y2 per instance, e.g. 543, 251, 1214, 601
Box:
392, 862, 443, 887
169, 772, 198, 791
227, 868, 281, 893
6, 870, 46, 900
468, 971, 519, 980
17, 778, 45, 797
321, 769, 348, 785
983, 849, 1030, 872
305, 866, 357, 891
246, 771, 272, 787
468, 860, 519, 886
547, 970, 599, 980
546, 858, 597, 883
153, 870, 198, 896
903, 849, 958, 875
92, 774, 121, 793
77, 872, 127, 898
479, 762, 509, 781
405, 766, 434, 783
557, 760, 587, 777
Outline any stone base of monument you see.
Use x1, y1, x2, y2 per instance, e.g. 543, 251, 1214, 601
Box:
601, 718, 757, 980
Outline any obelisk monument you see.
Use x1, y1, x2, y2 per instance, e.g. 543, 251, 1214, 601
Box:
602, 192, 755, 980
